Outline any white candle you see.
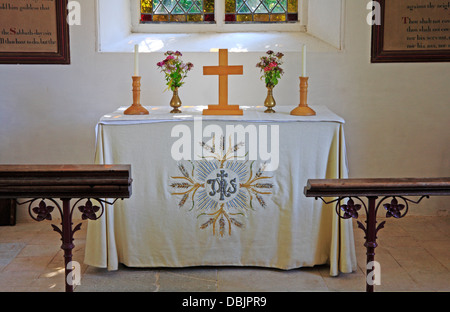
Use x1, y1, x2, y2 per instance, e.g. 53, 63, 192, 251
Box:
134, 44, 139, 76
302, 45, 307, 77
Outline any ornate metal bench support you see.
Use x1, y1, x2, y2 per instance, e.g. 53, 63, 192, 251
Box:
0, 164, 132, 292
304, 177, 450, 292
318, 195, 428, 292
18, 197, 117, 292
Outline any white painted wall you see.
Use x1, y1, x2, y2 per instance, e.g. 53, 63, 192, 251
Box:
1, 0, 449, 220
308, 0, 344, 49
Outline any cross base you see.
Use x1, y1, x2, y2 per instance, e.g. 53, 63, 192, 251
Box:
203, 105, 243, 116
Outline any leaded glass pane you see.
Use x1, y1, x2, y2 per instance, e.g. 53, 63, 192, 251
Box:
226, 0, 298, 23
236, 14, 252, 22
164, 0, 176, 12
188, 5, 201, 13
170, 14, 185, 21
255, 5, 268, 14
254, 14, 269, 22
180, 1, 191, 11
204, 0, 214, 13
140, 0, 215, 23
187, 14, 203, 21
225, 0, 235, 13
173, 4, 184, 14
141, 0, 152, 13
272, 3, 284, 13
153, 14, 168, 22
246, 0, 260, 10
287, 0, 296, 13
154, 4, 168, 14
238, 4, 251, 14
270, 13, 285, 21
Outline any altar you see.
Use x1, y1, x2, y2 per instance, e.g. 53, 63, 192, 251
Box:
84, 105, 357, 276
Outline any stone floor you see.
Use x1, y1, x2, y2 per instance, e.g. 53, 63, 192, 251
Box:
0, 216, 448, 292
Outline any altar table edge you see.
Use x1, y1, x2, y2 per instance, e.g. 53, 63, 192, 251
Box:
97, 105, 345, 125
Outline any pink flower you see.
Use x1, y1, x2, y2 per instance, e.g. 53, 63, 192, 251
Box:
264, 66, 271, 72
269, 62, 277, 68
166, 55, 175, 60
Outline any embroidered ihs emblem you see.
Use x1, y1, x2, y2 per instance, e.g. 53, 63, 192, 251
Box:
170, 136, 273, 237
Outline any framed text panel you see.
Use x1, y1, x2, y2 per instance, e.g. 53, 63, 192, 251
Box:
0, 0, 70, 64
371, 0, 450, 63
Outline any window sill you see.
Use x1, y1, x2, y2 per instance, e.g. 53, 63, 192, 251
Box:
99, 31, 341, 54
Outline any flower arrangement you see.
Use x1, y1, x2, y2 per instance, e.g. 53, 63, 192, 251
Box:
256, 50, 284, 88
157, 51, 194, 91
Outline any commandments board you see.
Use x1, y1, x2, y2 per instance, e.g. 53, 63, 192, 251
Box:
372, 0, 450, 62
0, 0, 70, 64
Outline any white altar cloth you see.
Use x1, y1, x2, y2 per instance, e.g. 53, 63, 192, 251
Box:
96, 105, 345, 125
85, 105, 357, 276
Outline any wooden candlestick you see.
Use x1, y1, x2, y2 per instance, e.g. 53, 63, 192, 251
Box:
124, 76, 149, 115
290, 76, 316, 116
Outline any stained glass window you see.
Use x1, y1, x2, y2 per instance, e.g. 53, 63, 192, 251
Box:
225, 0, 298, 22
141, 0, 215, 23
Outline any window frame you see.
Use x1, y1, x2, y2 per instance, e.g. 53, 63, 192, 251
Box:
131, 0, 307, 33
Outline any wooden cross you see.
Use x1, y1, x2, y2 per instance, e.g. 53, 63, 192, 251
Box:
203, 49, 244, 115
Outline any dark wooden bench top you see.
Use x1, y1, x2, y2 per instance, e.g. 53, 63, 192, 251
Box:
304, 178, 450, 197
0, 164, 132, 198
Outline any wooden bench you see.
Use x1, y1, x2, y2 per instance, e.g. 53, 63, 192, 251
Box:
0, 165, 132, 292
304, 177, 450, 292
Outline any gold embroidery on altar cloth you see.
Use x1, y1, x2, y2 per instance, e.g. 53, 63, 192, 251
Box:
170, 135, 273, 237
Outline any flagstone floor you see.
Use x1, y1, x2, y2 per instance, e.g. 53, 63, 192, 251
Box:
0, 215, 448, 292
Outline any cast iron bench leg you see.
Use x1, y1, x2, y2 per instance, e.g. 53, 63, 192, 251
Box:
19, 197, 116, 292
318, 195, 428, 292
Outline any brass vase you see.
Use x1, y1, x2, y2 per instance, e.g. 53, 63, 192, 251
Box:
264, 86, 276, 113
170, 87, 182, 113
